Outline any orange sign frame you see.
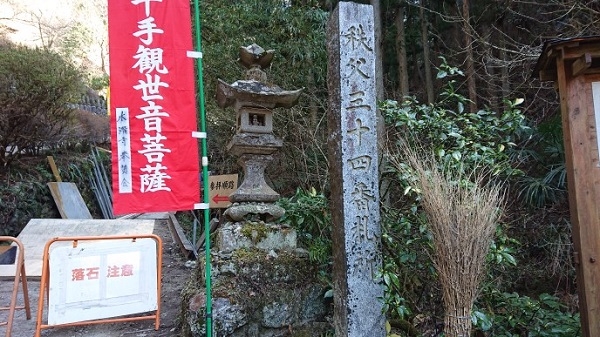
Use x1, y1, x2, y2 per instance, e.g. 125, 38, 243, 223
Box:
34, 234, 162, 337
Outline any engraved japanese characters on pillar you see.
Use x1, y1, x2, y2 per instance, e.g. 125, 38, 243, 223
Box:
327, 2, 385, 336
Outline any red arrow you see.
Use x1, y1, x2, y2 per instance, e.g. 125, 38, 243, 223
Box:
212, 194, 230, 203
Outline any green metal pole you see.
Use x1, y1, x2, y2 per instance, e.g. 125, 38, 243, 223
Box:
191, 0, 212, 336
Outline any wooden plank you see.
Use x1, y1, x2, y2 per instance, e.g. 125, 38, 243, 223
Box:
47, 182, 93, 219
556, 54, 600, 336
562, 45, 600, 61
572, 53, 592, 77
46, 156, 62, 182
195, 218, 220, 252
166, 213, 195, 258
1, 218, 155, 277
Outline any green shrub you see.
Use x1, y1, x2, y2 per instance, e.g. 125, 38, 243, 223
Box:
0, 42, 85, 169
381, 62, 529, 178
381, 61, 530, 331
473, 291, 581, 336
0, 163, 58, 236
278, 187, 331, 267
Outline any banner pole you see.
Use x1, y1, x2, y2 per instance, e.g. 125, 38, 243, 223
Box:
191, 0, 213, 336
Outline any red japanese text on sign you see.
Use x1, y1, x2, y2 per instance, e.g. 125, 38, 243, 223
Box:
71, 264, 135, 281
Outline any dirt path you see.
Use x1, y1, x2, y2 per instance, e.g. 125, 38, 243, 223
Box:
1, 217, 195, 337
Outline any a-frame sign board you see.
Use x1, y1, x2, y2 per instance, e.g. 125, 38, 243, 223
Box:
534, 36, 600, 337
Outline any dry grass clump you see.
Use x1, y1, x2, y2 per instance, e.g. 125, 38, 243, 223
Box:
390, 145, 505, 337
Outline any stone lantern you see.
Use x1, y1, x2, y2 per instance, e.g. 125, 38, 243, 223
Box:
216, 44, 303, 222
182, 44, 330, 337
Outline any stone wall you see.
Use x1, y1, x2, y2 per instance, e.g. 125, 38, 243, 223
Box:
181, 243, 332, 337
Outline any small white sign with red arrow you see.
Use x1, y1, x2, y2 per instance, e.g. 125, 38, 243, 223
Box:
207, 174, 238, 208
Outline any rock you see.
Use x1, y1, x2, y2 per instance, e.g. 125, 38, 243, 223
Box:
223, 202, 285, 222
183, 249, 333, 336
262, 302, 292, 328
292, 248, 310, 259
185, 260, 197, 268
218, 261, 238, 275
213, 298, 247, 334
300, 285, 328, 321
216, 221, 297, 252
188, 294, 206, 312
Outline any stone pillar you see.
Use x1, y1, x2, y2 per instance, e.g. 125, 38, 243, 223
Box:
327, 2, 385, 336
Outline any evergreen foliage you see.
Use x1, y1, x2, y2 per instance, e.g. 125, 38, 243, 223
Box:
200, 0, 330, 191
474, 291, 581, 336
379, 64, 572, 333
0, 41, 85, 168
278, 187, 332, 267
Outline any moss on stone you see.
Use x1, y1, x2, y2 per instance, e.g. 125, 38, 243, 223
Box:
214, 248, 320, 318
290, 330, 312, 337
179, 277, 205, 337
239, 221, 271, 243
230, 248, 315, 285
181, 247, 329, 336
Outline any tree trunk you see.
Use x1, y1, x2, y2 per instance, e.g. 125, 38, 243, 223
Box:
500, 32, 510, 112
372, 0, 391, 207
371, 0, 384, 100
481, 25, 497, 112
396, 4, 409, 98
420, 0, 434, 104
461, 0, 477, 112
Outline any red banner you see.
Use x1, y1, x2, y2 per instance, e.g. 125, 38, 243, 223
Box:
108, 0, 199, 215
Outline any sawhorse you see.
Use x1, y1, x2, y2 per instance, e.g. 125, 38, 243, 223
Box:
0, 236, 31, 337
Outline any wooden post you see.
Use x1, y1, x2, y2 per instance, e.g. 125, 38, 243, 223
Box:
534, 37, 600, 337
46, 156, 62, 182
